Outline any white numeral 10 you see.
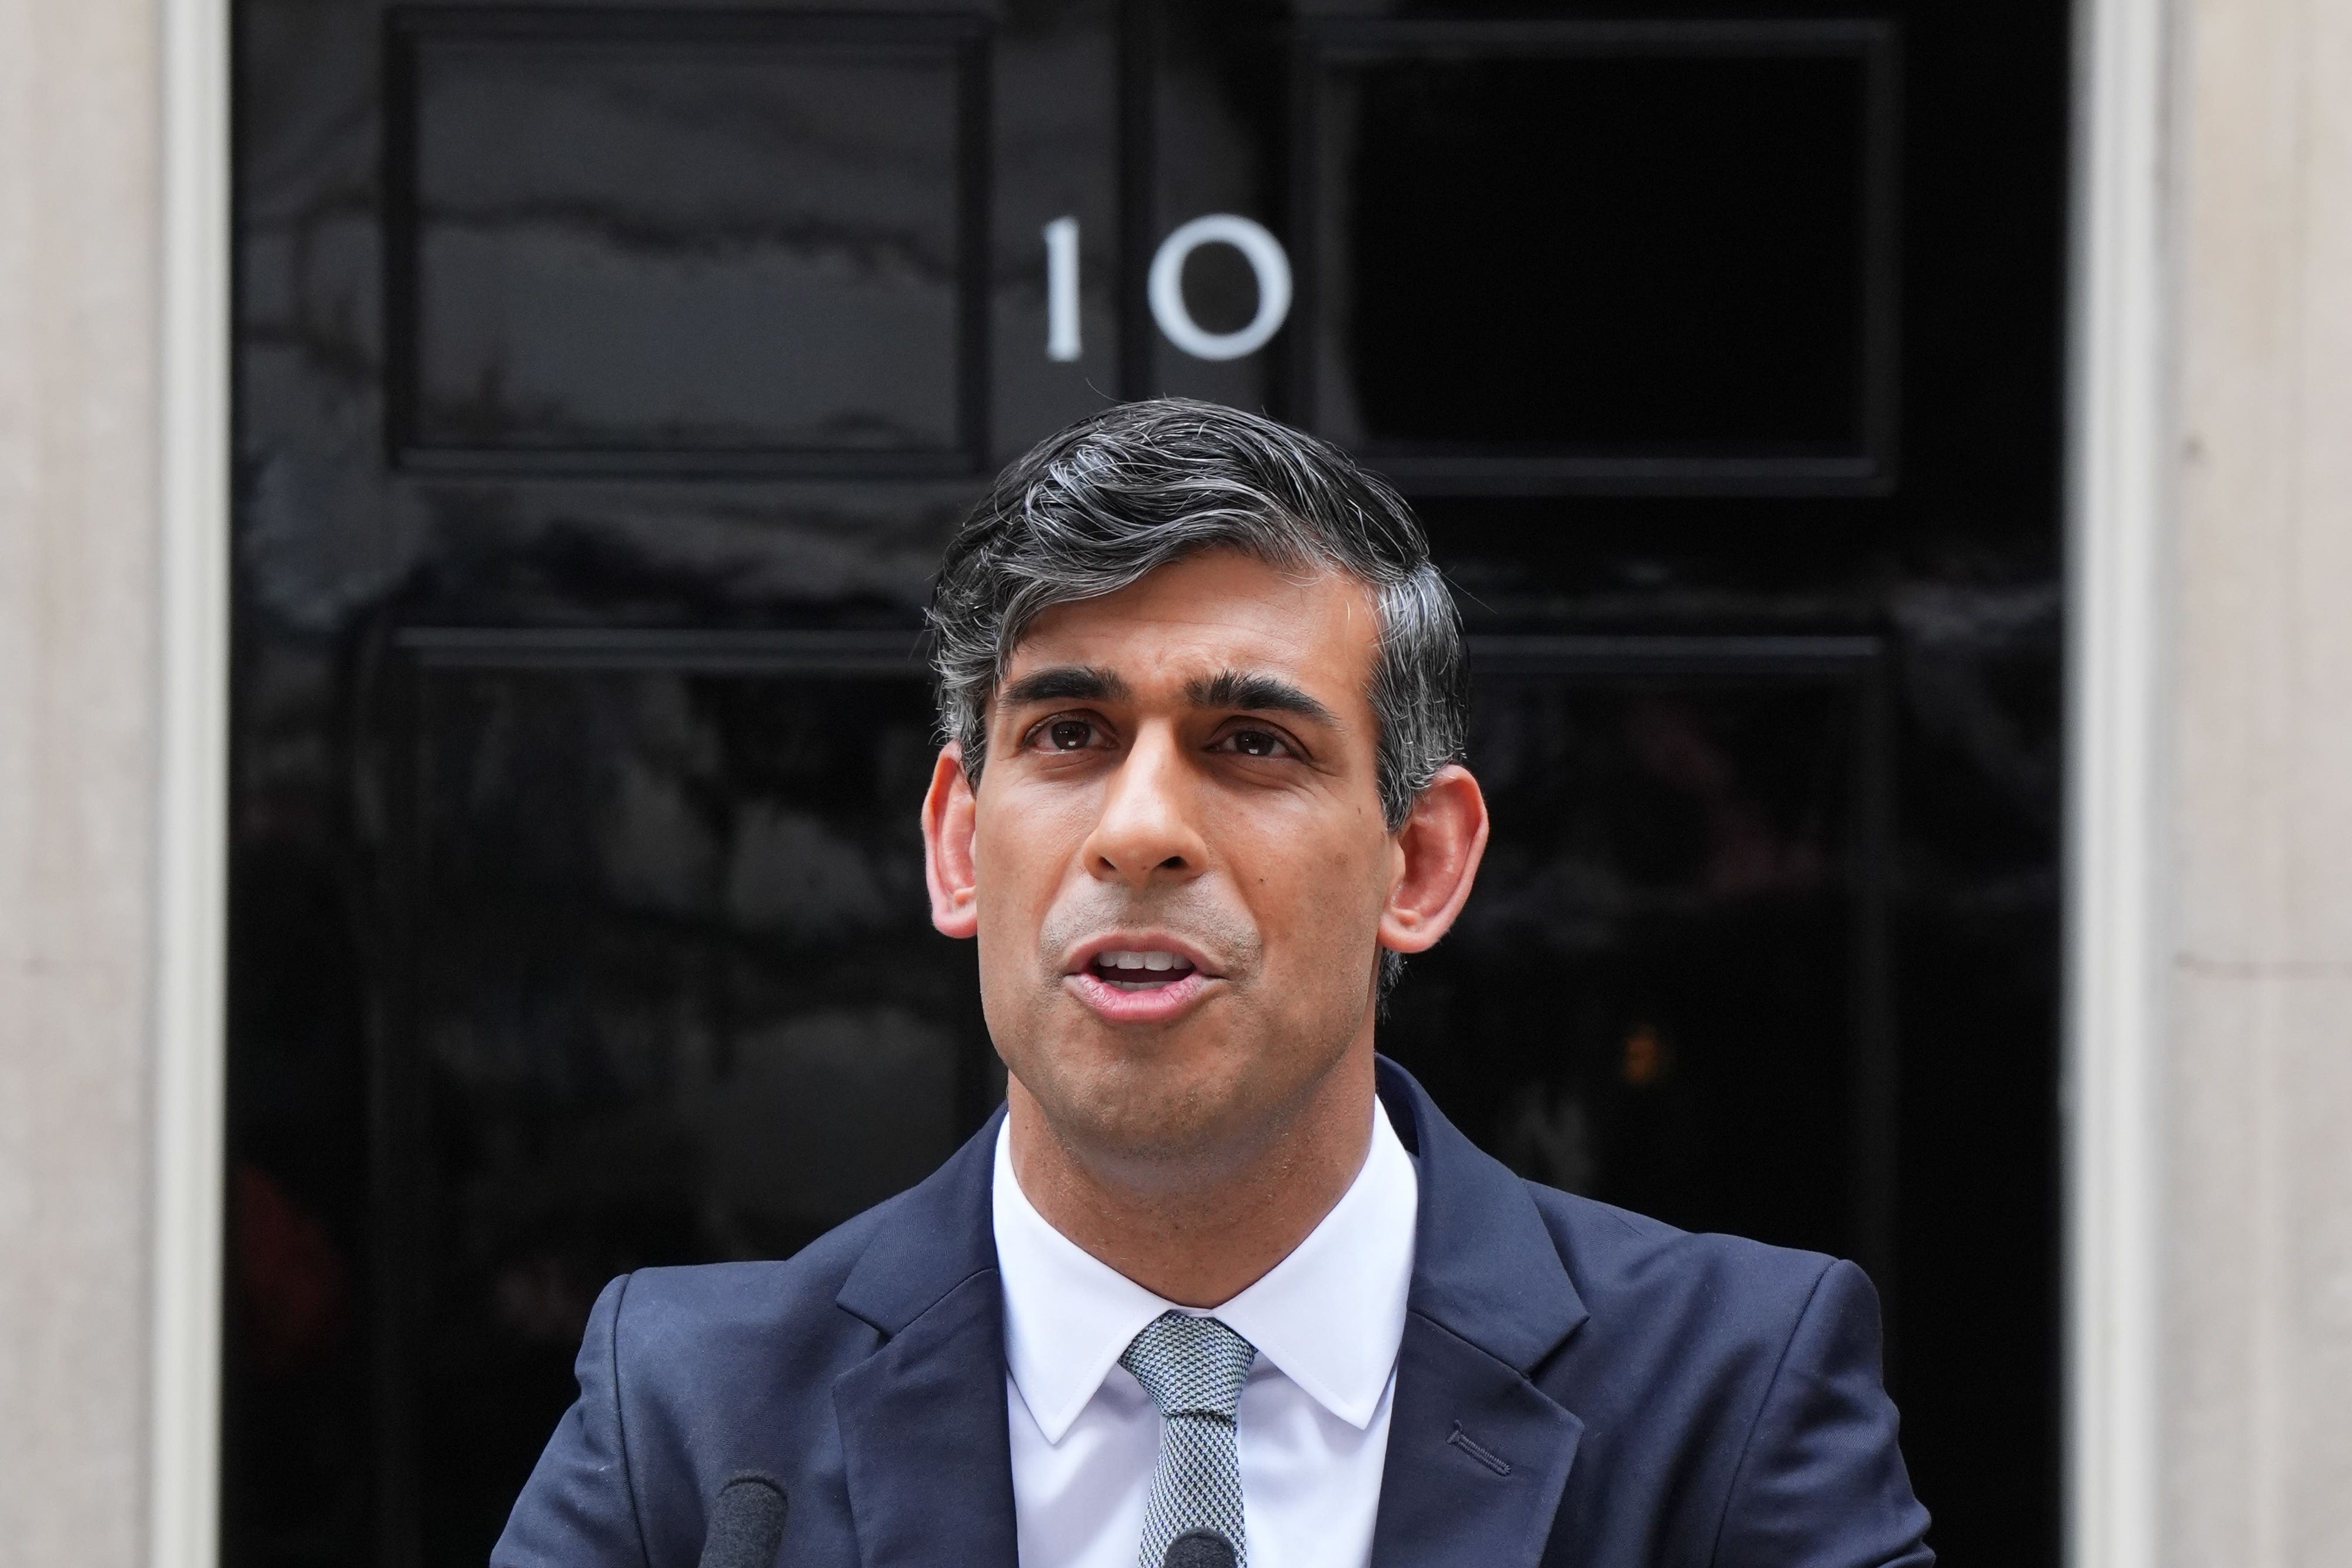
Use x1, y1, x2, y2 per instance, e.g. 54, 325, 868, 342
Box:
1043, 214, 1294, 363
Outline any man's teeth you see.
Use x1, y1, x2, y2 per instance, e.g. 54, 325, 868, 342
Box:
1098, 950, 1193, 974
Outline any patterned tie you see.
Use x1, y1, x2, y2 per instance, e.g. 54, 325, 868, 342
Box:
1119, 1310, 1258, 1568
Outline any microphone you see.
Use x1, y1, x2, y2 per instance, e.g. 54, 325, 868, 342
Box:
1162, 1529, 1238, 1568
696, 1473, 789, 1568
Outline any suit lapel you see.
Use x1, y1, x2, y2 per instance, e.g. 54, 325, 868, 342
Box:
831, 1109, 1017, 1568
1369, 1060, 1590, 1568
1370, 1316, 1584, 1568
832, 1270, 1017, 1568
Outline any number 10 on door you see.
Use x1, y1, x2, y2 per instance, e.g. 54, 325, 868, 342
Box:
1044, 215, 1295, 365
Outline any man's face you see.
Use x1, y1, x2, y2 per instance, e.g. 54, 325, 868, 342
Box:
962, 549, 1398, 1181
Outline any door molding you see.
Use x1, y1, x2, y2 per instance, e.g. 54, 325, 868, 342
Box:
152, 2, 230, 1567
2063, 0, 2171, 1564
180, 0, 2114, 1557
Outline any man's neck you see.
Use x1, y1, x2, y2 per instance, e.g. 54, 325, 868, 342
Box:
1004, 1052, 1378, 1309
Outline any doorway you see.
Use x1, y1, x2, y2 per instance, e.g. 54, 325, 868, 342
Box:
226, 2, 2067, 1561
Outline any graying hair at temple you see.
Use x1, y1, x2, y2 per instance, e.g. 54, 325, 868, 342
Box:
927, 400, 1470, 984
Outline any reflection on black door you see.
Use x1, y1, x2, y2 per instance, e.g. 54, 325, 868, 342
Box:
229, 3, 2066, 1564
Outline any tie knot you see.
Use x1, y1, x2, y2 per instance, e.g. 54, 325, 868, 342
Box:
1120, 1311, 1257, 1420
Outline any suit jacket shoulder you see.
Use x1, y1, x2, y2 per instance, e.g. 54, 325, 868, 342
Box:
1514, 1183, 1930, 1567
1529, 1179, 1842, 1369
619, 1201, 893, 1413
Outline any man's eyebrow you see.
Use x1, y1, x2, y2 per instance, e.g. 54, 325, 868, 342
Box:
1000, 664, 1130, 706
1188, 669, 1341, 726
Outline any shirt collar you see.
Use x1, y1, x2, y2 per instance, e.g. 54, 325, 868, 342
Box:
992, 1101, 1418, 1443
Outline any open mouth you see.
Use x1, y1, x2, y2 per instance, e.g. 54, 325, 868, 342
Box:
1084, 950, 1200, 990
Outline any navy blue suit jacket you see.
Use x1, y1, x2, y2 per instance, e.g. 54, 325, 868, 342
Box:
495, 1059, 1932, 1567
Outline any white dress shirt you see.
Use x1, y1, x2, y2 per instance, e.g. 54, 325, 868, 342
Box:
993, 1105, 1419, 1568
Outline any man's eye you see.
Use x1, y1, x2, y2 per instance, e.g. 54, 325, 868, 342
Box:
1217, 728, 1290, 759
1040, 718, 1096, 751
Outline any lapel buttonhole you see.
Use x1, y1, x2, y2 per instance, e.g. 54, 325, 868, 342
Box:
1446, 1422, 1513, 1477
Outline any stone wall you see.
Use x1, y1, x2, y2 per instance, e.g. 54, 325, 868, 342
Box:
0, 3, 163, 1566
2164, 0, 2352, 1563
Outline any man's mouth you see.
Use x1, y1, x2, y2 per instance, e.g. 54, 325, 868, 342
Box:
1084, 950, 1201, 990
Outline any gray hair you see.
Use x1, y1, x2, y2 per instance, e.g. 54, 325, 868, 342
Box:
927, 400, 1469, 992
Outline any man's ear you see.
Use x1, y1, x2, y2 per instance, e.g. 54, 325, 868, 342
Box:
922, 743, 980, 939
1378, 764, 1489, 956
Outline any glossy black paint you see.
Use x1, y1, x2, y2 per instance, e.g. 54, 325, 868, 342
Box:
1295, 19, 1900, 492
229, 2, 2066, 1564
1391, 636, 1895, 1288
385, 8, 993, 473
386, 630, 992, 1560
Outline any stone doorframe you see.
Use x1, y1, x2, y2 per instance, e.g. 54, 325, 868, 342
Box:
153, 3, 231, 1567
133, 1, 2215, 1563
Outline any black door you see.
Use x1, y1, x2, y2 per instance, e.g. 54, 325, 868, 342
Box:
228, 2, 2066, 1563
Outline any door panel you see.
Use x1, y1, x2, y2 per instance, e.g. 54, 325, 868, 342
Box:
388, 631, 987, 1562
1382, 638, 1892, 1282
1374, 639, 1891, 1279
387, 9, 991, 472
1298, 19, 1897, 492
229, 2, 2066, 1563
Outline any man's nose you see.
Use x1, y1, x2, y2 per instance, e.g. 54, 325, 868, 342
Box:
1080, 724, 1208, 888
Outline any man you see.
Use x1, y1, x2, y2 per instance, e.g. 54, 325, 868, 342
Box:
495, 400, 1933, 1568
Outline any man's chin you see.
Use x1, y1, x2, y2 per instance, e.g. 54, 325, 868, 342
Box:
1047, 1095, 1262, 1185
1015, 1024, 1254, 1164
